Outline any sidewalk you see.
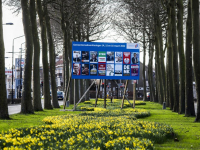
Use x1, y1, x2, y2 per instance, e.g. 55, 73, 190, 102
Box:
8, 100, 63, 115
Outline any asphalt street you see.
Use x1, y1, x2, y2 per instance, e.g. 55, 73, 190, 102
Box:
8, 100, 63, 115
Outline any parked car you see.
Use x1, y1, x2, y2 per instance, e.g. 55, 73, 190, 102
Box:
146, 92, 150, 100
57, 91, 64, 100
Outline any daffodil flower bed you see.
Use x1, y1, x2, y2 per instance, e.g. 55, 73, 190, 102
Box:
80, 108, 150, 118
87, 99, 146, 109
0, 112, 173, 150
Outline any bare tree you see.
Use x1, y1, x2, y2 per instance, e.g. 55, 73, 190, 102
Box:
37, 0, 53, 109
44, 1, 60, 108
20, 0, 34, 114
0, 0, 9, 119
191, 0, 200, 122
185, 0, 195, 117
30, 0, 43, 111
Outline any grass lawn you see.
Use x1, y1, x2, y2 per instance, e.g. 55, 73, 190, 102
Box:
0, 99, 199, 149
136, 102, 200, 150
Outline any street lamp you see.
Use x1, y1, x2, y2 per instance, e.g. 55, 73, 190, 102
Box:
2, 23, 14, 25
19, 42, 25, 98
11, 35, 25, 104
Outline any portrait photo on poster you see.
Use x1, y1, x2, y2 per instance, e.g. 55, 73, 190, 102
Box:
73, 51, 81, 63
82, 51, 89, 62
82, 64, 89, 75
90, 64, 97, 75
107, 51, 114, 63
115, 52, 123, 63
131, 52, 139, 64
73, 63, 81, 75
90, 51, 98, 63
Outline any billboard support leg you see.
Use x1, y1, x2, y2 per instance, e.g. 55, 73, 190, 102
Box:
121, 80, 128, 109
63, 72, 72, 110
133, 82, 136, 108
104, 79, 107, 108
95, 79, 101, 107
75, 80, 96, 107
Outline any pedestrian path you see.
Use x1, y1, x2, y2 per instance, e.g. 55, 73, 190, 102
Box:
8, 100, 63, 115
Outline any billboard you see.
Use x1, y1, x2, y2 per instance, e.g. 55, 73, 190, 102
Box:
71, 42, 140, 80
15, 58, 25, 68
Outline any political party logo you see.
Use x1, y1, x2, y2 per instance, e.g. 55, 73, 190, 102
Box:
124, 58, 130, 64
123, 52, 130, 64
98, 51, 106, 63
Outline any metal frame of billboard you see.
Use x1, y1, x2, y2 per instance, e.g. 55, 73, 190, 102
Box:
71, 41, 140, 80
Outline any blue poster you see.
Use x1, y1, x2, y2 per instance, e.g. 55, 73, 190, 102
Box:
71, 42, 140, 80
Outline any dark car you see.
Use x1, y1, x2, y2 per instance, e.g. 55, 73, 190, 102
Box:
57, 91, 64, 100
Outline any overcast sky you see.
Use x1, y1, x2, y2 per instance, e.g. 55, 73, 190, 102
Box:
2, 4, 145, 69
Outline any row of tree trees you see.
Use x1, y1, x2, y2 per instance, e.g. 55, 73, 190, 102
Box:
113, 0, 199, 122
0, 0, 111, 119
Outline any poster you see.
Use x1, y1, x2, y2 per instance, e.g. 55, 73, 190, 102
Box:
115, 52, 122, 63
72, 42, 140, 80
82, 64, 89, 75
73, 51, 81, 63
90, 64, 97, 75
98, 64, 106, 76
123, 52, 131, 64
90, 51, 98, 63
115, 64, 122, 76
107, 51, 114, 63
131, 65, 139, 76
123, 65, 130, 76
98, 51, 106, 63
81, 51, 89, 62
106, 64, 114, 76
131, 52, 139, 64
73, 63, 81, 75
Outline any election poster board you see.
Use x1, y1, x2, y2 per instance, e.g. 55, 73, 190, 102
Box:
71, 42, 140, 80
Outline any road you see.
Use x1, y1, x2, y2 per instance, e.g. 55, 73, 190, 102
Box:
194, 102, 197, 116
8, 100, 63, 115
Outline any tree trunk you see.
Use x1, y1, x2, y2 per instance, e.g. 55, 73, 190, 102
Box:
185, 0, 195, 116
177, 0, 185, 114
158, 15, 166, 104
44, 4, 59, 108
154, 11, 164, 104
20, 0, 34, 114
0, 0, 9, 119
191, 0, 200, 122
167, 3, 174, 110
142, 26, 147, 101
36, 0, 52, 109
30, 0, 43, 111
171, 0, 179, 112
148, 38, 155, 102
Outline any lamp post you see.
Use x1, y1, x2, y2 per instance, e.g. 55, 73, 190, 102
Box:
19, 42, 25, 98
11, 35, 25, 104
2, 23, 14, 25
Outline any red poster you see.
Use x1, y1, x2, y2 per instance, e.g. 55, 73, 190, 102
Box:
98, 64, 106, 76
123, 52, 131, 64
